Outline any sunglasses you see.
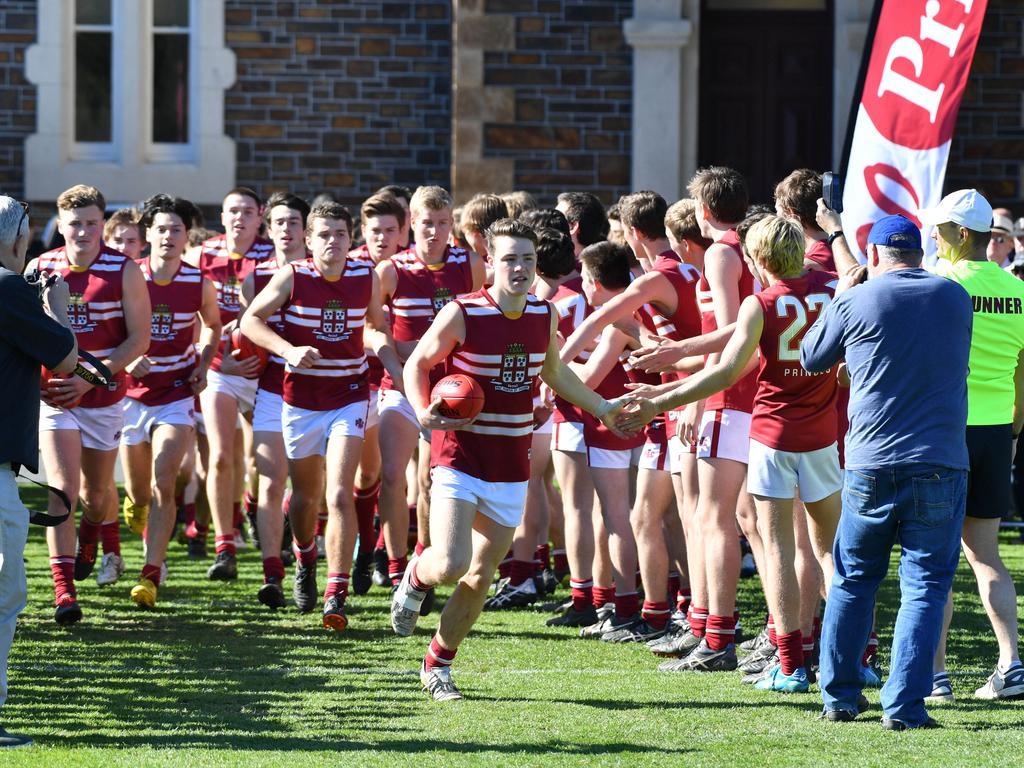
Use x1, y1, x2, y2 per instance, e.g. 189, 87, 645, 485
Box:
16, 200, 28, 237
992, 235, 1007, 244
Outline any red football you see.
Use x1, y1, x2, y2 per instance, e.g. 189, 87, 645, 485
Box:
229, 326, 269, 374
40, 367, 82, 409
431, 374, 485, 420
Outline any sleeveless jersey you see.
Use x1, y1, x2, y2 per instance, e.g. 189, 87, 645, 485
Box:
127, 258, 203, 405
431, 290, 552, 483
751, 270, 838, 452
382, 245, 474, 391
582, 338, 644, 451
696, 230, 759, 413
37, 245, 129, 408
198, 234, 274, 374
252, 261, 288, 396
804, 239, 835, 273
348, 244, 387, 389
280, 258, 372, 411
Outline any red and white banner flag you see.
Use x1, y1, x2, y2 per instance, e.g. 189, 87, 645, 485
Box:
842, 0, 987, 262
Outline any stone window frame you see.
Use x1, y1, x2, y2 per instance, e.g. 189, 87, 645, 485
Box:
24, 0, 237, 204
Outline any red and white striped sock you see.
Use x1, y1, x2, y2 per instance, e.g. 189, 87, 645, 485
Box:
424, 634, 457, 672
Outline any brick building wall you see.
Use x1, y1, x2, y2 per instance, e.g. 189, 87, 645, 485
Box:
944, 0, 1024, 211
0, 3, 35, 201
476, 0, 633, 206
225, 0, 452, 211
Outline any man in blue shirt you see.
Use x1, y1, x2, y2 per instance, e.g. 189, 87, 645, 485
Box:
801, 214, 973, 730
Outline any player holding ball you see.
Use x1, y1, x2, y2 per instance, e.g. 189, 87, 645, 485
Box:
391, 218, 632, 701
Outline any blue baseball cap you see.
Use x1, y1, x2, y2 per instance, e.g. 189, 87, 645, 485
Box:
867, 214, 922, 249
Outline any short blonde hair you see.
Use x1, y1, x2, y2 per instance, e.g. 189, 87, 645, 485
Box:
461, 193, 508, 236
409, 185, 452, 217
57, 184, 105, 213
745, 214, 804, 278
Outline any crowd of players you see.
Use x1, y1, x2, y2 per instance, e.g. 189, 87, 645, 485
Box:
21, 168, 1024, 708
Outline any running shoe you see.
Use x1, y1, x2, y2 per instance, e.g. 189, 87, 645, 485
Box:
739, 642, 778, 675
95, 553, 124, 586
926, 672, 954, 703
322, 596, 348, 632
602, 619, 667, 644
975, 662, 1024, 700
861, 660, 883, 688
546, 604, 598, 628
187, 536, 208, 559
820, 694, 870, 722
540, 568, 560, 595
258, 577, 287, 610
754, 664, 810, 693
206, 551, 237, 581
662, 639, 737, 672
390, 559, 426, 637
74, 541, 97, 581
54, 597, 82, 627
484, 579, 538, 610
122, 497, 148, 535
881, 716, 940, 731
649, 628, 701, 658
594, 612, 639, 641
372, 547, 389, 587
130, 577, 157, 609
246, 510, 261, 550
352, 550, 374, 595
740, 625, 770, 653
421, 661, 463, 702
293, 562, 318, 613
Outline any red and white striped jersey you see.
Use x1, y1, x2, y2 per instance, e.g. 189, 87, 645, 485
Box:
126, 258, 203, 405
348, 244, 388, 389
37, 245, 129, 408
382, 245, 474, 391
583, 340, 643, 451
552, 282, 595, 426
252, 261, 287, 395
280, 258, 371, 411
198, 234, 274, 374
431, 290, 552, 483
696, 230, 759, 413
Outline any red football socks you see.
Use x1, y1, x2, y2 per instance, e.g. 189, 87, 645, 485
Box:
642, 600, 670, 630
292, 537, 317, 567
777, 629, 804, 675
424, 634, 457, 672
705, 614, 736, 651
215, 534, 236, 556
100, 519, 121, 555
354, 481, 380, 555
688, 605, 708, 638
325, 572, 349, 603
50, 556, 75, 604
141, 563, 162, 587
262, 556, 285, 583
569, 578, 593, 612
509, 559, 534, 587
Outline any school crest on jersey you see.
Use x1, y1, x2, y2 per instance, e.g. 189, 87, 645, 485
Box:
317, 299, 350, 341
494, 342, 530, 394
68, 293, 93, 332
433, 287, 453, 314
151, 302, 174, 340
219, 277, 241, 312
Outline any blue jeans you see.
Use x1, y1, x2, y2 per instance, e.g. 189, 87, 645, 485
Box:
819, 464, 966, 726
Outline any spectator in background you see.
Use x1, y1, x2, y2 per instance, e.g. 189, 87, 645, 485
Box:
987, 212, 1015, 270
802, 214, 972, 730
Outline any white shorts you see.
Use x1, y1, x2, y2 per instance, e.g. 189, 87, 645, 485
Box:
282, 400, 368, 460
747, 439, 841, 503
430, 465, 528, 529
206, 369, 258, 413
377, 387, 418, 429
668, 434, 688, 475
638, 432, 668, 471
121, 398, 194, 445
697, 408, 751, 464
630, 444, 643, 467
587, 446, 632, 470
40, 400, 124, 451
252, 389, 283, 434
366, 389, 380, 431
551, 420, 585, 453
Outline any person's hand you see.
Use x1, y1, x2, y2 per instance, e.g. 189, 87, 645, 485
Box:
219, 348, 262, 377
630, 336, 686, 373
815, 198, 843, 236
612, 315, 642, 343
624, 381, 665, 399
677, 401, 703, 448
613, 397, 658, 434
835, 264, 867, 297
42, 273, 71, 317
125, 355, 151, 379
189, 365, 209, 395
44, 373, 93, 406
283, 345, 320, 370
417, 397, 473, 431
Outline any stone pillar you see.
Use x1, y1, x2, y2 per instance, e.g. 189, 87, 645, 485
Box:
624, 0, 693, 200
451, 1, 515, 205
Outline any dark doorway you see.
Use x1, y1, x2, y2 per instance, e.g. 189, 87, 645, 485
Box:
698, 1, 834, 204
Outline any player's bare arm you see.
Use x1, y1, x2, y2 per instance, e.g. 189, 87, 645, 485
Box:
403, 301, 471, 430
241, 267, 318, 369
815, 198, 859, 274
630, 322, 735, 373
191, 277, 224, 394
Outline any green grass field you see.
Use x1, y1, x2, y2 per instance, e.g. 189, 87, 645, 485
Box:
4, 485, 1024, 767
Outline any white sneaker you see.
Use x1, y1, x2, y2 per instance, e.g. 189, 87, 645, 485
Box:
420, 661, 463, 701
975, 662, 1024, 700
95, 553, 125, 586
390, 555, 425, 637
925, 672, 954, 703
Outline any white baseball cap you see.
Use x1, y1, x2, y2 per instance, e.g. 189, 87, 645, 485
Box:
918, 189, 993, 232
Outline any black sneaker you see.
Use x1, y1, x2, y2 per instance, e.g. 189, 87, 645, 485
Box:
206, 551, 237, 581
257, 577, 286, 610
739, 642, 778, 674
74, 542, 97, 581
187, 537, 209, 559
739, 625, 770, 653
596, 612, 640, 642
484, 579, 538, 610
881, 716, 939, 731
540, 597, 573, 614
372, 547, 389, 587
666, 639, 738, 672
419, 586, 436, 616
293, 562, 318, 613
54, 599, 82, 627
546, 604, 598, 628
820, 694, 870, 722
602, 619, 667, 644
742, 648, 779, 684
540, 568, 559, 595
352, 550, 374, 596
0, 726, 33, 748
650, 628, 701, 658
322, 595, 348, 632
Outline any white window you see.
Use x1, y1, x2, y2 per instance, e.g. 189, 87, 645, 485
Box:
25, 0, 236, 204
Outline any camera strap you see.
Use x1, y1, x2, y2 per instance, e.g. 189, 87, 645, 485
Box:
75, 350, 113, 388
17, 472, 72, 527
